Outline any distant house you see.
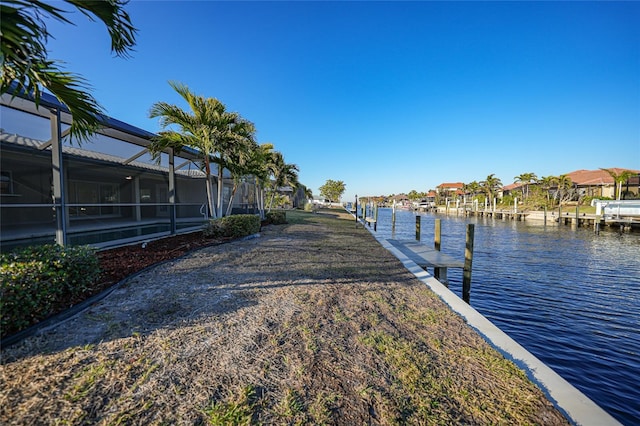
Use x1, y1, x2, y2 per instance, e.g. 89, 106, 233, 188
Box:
564, 169, 639, 199
436, 182, 464, 200
502, 182, 526, 197
500, 168, 640, 201
389, 193, 411, 208
273, 185, 308, 209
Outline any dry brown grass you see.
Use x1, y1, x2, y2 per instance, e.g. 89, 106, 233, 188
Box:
0, 208, 569, 425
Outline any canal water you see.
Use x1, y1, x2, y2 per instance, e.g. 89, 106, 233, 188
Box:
370, 207, 639, 425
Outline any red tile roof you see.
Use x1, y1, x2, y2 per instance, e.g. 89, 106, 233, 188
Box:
565, 168, 639, 186
503, 182, 525, 191
437, 182, 464, 189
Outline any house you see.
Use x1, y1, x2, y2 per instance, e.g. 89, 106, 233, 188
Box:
564, 169, 640, 199
501, 168, 640, 201
502, 182, 525, 197
436, 182, 464, 200
0, 92, 260, 252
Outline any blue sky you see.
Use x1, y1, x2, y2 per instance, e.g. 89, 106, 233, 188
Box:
42, 1, 639, 201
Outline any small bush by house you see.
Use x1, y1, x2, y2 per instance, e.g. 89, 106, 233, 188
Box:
203, 214, 261, 239
265, 211, 287, 225
0, 244, 100, 337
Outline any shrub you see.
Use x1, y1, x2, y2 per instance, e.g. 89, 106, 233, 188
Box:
0, 244, 100, 337
265, 211, 287, 225
203, 214, 261, 239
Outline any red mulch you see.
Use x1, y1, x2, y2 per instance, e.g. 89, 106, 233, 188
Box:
95, 232, 227, 290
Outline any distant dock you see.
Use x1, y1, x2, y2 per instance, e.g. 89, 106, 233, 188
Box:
430, 204, 639, 231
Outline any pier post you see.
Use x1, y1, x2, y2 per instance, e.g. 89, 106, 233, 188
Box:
374, 203, 378, 231
463, 224, 475, 304
595, 215, 600, 234
392, 199, 396, 229
354, 195, 358, 227
575, 205, 580, 227
544, 206, 547, 226
434, 219, 442, 280
558, 205, 562, 224
415, 215, 421, 241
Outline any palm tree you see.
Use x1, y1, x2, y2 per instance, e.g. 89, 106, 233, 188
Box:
246, 143, 276, 218
148, 81, 233, 219
464, 181, 481, 200
1, 0, 137, 142
303, 187, 313, 204
480, 174, 503, 208
221, 125, 260, 217
601, 168, 637, 200
514, 172, 538, 200
554, 174, 574, 204
266, 151, 299, 211
212, 117, 257, 217
538, 176, 556, 205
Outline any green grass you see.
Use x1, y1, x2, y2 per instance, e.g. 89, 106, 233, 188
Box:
201, 386, 258, 425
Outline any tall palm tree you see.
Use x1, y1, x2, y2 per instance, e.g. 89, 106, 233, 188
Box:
480, 174, 503, 208
601, 168, 636, 200
245, 143, 275, 218
221, 125, 260, 217
554, 174, 574, 204
538, 176, 556, 204
1, 0, 137, 142
148, 81, 233, 219
464, 181, 481, 200
212, 117, 257, 218
514, 172, 538, 200
266, 151, 299, 211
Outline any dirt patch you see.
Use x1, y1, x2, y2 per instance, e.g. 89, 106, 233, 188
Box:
0, 209, 569, 425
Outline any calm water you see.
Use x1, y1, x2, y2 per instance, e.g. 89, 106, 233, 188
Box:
371, 208, 639, 425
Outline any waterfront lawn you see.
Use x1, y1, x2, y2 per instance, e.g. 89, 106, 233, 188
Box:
0, 208, 569, 425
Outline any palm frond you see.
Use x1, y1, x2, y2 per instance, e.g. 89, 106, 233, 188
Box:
65, 0, 137, 57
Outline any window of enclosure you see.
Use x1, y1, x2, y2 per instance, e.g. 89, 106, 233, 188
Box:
68, 181, 120, 217
0, 171, 13, 195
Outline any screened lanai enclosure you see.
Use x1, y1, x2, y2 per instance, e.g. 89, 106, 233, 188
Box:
0, 93, 260, 252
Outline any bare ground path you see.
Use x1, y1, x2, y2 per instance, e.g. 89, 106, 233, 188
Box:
1, 209, 569, 425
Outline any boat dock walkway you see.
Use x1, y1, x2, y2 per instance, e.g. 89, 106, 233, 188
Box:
387, 239, 463, 283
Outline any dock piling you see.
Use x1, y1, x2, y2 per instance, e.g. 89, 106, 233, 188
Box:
434, 219, 442, 279
415, 215, 421, 241
463, 224, 475, 304
374, 203, 378, 231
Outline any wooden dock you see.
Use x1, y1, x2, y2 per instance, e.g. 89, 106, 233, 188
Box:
387, 239, 464, 284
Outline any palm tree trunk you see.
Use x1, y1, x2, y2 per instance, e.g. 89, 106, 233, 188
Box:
268, 191, 276, 213
225, 184, 238, 217
258, 185, 265, 219
204, 161, 216, 219
217, 167, 224, 218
